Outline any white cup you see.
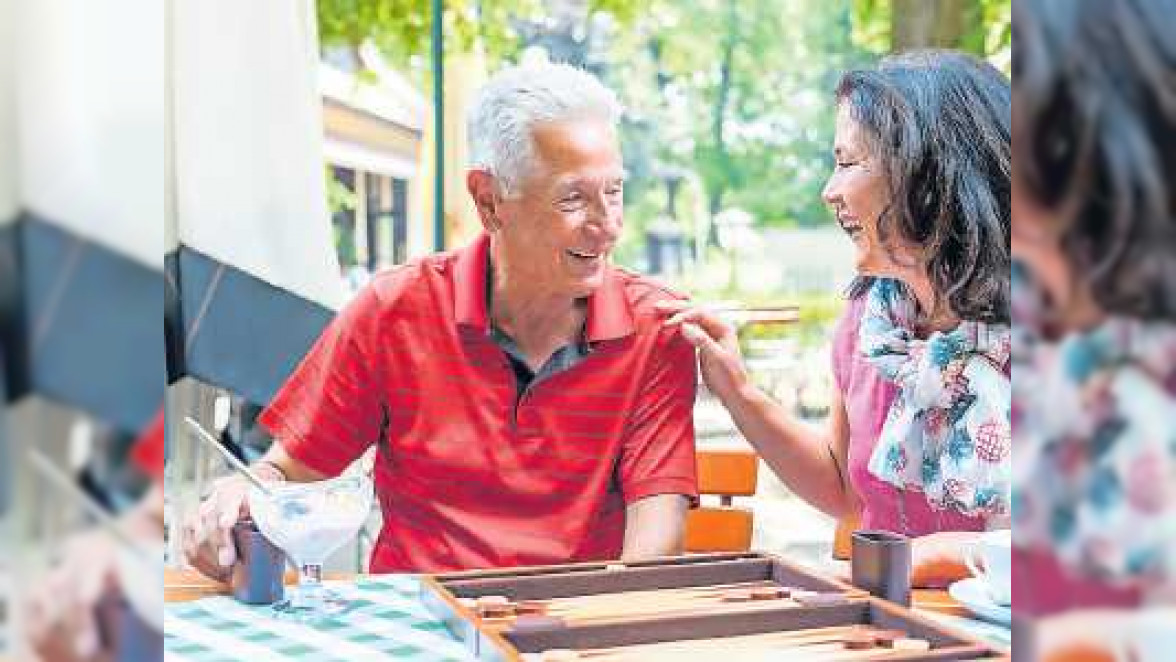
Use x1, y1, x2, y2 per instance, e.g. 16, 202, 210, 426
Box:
964, 529, 1011, 606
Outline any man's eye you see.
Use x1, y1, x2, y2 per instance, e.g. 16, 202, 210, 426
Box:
557, 194, 585, 210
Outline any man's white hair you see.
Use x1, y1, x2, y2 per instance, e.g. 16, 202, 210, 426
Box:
468, 61, 622, 196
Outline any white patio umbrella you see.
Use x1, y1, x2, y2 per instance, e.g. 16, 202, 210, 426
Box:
0, 0, 14, 517
3, 0, 165, 433
167, 0, 344, 404
169, 0, 341, 309
0, 4, 14, 228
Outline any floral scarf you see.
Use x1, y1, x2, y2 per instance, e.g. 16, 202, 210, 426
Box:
1012, 265, 1176, 584
860, 278, 1012, 518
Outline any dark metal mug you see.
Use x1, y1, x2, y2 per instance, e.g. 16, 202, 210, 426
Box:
95, 594, 163, 662
850, 529, 912, 606
230, 519, 286, 605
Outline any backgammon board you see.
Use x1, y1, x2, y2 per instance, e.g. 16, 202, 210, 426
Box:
419, 552, 1005, 661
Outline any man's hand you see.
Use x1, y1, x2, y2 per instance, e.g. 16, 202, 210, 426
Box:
182, 445, 323, 581
181, 474, 256, 583
25, 531, 118, 662
24, 484, 163, 662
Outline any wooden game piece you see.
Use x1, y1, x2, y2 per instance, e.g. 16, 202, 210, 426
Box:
476, 595, 510, 607
720, 589, 754, 602
891, 638, 931, 652
870, 629, 907, 647
480, 607, 514, 618
476, 595, 513, 616
794, 591, 847, 606
841, 629, 878, 650
539, 649, 580, 661
515, 600, 549, 615
750, 586, 785, 600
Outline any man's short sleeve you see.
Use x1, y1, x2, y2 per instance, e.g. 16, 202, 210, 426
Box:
617, 326, 699, 504
258, 286, 386, 477
131, 409, 165, 482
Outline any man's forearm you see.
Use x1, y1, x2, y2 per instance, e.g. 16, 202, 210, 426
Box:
255, 441, 328, 483
620, 494, 689, 560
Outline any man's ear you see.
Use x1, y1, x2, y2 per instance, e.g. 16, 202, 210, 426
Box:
467, 170, 502, 232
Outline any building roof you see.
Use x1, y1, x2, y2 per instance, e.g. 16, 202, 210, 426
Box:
318, 51, 426, 133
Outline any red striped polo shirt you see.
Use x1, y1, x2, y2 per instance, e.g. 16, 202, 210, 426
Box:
132, 409, 165, 482
258, 233, 698, 572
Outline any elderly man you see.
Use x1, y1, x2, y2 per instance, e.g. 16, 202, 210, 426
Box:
184, 62, 698, 577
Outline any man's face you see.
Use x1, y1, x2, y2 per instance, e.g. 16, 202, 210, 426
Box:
496, 118, 625, 299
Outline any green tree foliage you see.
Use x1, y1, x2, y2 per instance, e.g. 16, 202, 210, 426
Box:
606, 0, 871, 240
318, 0, 1011, 249
317, 0, 638, 84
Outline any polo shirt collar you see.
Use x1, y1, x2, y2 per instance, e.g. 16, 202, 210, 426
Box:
454, 233, 492, 332
453, 233, 635, 342
584, 266, 634, 343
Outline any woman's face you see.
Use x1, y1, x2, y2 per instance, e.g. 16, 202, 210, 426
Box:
822, 103, 921, 280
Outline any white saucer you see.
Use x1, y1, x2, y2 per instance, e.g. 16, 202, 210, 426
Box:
948, 577, 1011, 626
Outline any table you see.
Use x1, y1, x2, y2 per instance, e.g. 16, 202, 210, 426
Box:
165, 570, 471, 661
164, 569, 1010, 660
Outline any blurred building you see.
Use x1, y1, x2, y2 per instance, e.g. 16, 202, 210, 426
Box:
319, 57, 424, 289
320, 46, 487, 294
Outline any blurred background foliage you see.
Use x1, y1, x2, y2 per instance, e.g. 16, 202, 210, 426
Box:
317, 0, 1009, 240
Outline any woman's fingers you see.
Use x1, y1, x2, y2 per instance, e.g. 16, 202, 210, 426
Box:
661, 306, 733, 336
681, 322, 720, 352
663, 309, 703, 328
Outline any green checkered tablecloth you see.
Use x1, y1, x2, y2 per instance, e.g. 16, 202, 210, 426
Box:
164, 576, 475, 661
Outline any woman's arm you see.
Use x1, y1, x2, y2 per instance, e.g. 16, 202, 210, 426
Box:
724, 383, 858, 518
657, 300, 857, 519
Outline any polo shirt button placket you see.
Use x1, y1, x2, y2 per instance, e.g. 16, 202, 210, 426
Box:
513, 388, 532, 433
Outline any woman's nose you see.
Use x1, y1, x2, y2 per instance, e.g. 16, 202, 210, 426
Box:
821, 174, 839, 205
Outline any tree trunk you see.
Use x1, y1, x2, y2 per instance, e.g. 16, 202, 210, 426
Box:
706, 5, 737, 248
891, 0, 967, 51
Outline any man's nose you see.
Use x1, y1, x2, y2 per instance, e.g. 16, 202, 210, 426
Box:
589, 198, 622, 238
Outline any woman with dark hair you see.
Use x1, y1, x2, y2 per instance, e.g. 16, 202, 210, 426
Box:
659, 49, 1011, 586
1011, 0, 1176, 656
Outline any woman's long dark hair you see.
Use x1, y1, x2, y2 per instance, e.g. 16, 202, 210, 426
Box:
839, 50, 1011, 326
1015, 0, 1176, 321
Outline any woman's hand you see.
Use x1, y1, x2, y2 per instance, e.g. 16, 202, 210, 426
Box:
910, 531, 975, 588
655, 300, 751, 403
1031, 609, 1165, 662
